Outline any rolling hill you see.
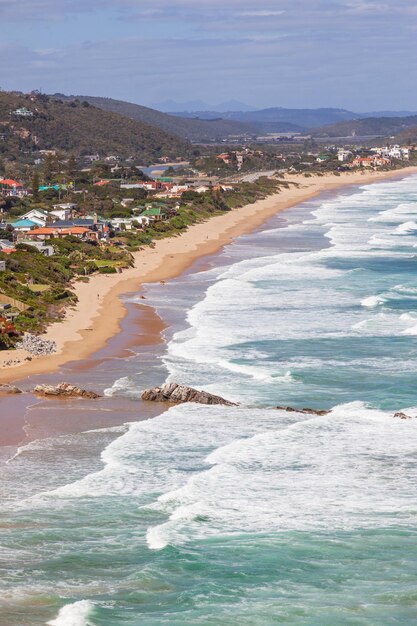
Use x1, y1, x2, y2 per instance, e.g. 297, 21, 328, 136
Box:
170, 107, 361, 132
0, 91, 189, 161
53, 95, 258, 142
312, 115, 417, 138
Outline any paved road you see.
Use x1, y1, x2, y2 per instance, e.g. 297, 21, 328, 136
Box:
224, 170, 277, 183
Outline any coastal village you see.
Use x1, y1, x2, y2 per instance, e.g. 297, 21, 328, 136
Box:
0, 95, 416, 355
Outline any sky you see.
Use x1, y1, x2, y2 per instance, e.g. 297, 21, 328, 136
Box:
0, 0, 416, 111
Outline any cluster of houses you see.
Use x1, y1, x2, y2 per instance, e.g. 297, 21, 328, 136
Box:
0, 201, 171, 257
335, 145, 413, 168
216, 148, 266, 170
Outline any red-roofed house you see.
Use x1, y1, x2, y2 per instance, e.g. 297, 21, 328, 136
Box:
26, 226, 99, 242
0, 179, 27, 198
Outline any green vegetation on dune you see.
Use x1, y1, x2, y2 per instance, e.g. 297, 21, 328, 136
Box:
0, 239, 132, 338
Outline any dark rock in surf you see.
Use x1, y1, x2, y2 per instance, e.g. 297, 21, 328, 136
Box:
276, 405, 330, 416
141, 382, 238, 406
394, 411, 414, 419
32, 383, 101, 399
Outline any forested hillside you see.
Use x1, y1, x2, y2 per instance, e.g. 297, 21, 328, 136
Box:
0, 92, 189, 162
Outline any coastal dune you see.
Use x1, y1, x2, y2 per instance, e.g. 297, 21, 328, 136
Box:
1, 167, 416, 382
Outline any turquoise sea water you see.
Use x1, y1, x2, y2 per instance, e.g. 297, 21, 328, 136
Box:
2, 175, 417, 625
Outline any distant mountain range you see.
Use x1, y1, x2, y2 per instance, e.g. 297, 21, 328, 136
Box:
54, 95, 258, 142
170, 107, 417, 134
151, 99, 259, 113
44, 93, 417, 146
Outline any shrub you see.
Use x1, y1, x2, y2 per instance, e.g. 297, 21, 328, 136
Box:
98, 266, 117, 274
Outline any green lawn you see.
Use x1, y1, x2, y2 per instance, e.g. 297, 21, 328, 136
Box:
93, 260, 124, 268
27, 284, 52, 293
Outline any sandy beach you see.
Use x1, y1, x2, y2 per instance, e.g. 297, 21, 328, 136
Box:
1, 167, 416, 383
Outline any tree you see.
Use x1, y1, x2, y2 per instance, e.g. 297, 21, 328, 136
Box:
31, 171, 40, 201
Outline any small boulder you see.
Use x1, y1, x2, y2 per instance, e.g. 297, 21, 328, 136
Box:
394, 411, 413, 420
0, 384, 23, 394
32, 383, 101, 399
141, 382, 238, 406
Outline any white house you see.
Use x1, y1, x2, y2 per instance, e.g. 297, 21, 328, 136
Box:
20, 209, 51, 226
337, 149, 352, 162
110, 218, 137, 231
0, 260, 6, 271
50, 209, 70, 221
194, 185, 210, 194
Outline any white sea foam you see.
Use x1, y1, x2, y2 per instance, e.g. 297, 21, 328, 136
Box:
145, 402, 417, 550
104, 376, 137, 397
361, 295, 386, 308
47, 600, 95, 626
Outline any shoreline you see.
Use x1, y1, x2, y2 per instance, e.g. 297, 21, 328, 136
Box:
1, 166, 416, 384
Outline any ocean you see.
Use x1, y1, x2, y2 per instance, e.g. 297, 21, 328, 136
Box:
2, 175, 417, 625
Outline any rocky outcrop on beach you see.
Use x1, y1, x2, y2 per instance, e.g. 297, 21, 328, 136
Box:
0, 384, 22, 394
276, 405, 330, 416
141, 382, 238, 406
16, 333, 57, 357
32, 383, 101, 399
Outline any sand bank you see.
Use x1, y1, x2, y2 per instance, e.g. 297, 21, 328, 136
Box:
1, 167, 416, 383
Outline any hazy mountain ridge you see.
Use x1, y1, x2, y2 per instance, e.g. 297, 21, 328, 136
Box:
152, 99, 258, 113
312, 115, 417, 138
55, 95, 258, 142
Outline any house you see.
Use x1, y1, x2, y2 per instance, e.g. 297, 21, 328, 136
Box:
20, 209, 51, 226
110, 218, 137, 231
19, 240, 54, 256
39, 149, 56, 156
0, 179, 27, 197
120, 198, 135, 208
140, 208, 166, 221
10, 219, 38, 233
0, 261, 6, 271
121, 181, 162, 191
84, 154, 100, 162
52, 202, 78, 211
217, 153, 232, 164
352, 156, 390, 168
12, 107, 34, 118
26, 226, 99, 242
51, 203, 77, 221
51, 217, 106, 235
0, 239, 15, 254
24, 227, 59, 241
194, 185, 210, 194
134, 216, 151, 227
337, 149, 352, 162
